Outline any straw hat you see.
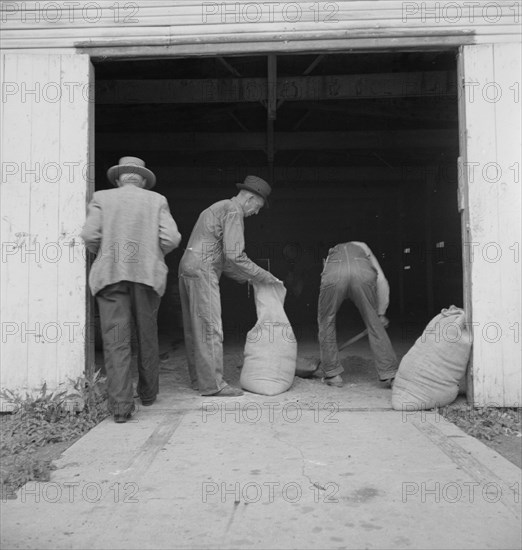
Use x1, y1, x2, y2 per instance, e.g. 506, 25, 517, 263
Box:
107, 156, 156, 189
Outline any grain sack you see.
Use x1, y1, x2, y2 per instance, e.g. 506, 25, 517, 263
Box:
392, 306, 472, 411
240, 283, 297, 395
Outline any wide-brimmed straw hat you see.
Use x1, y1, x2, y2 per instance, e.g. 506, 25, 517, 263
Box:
236, 175, 271, 207
107, 156, 156, 189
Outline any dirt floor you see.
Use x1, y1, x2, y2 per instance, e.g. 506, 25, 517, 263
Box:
108, 331, 522, 470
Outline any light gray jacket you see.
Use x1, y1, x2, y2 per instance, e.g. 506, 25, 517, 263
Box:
80, 185, 181, 296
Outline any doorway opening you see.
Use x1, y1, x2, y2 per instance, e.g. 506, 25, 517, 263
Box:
92, 51, 462, 383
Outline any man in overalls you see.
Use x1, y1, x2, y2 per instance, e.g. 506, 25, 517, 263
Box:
179, 176, 282, 397
317, 241, 398, 388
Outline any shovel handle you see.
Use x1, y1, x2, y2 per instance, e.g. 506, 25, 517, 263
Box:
338, 328, 369, 351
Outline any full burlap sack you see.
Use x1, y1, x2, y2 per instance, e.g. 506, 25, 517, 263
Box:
240, 283, 297, 396
392, 306, 472, 411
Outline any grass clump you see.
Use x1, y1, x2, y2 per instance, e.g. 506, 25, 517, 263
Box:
0, 371, 109, 497
440, 405, 521, 441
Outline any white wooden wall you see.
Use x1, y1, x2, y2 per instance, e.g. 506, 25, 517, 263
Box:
0, 18, 520, 407
0, 1, 520, 56
0, 53, 93, 397
459, 43, 522, 406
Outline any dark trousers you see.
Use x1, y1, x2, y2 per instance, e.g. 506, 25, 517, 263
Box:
96, 281, 161, 415
318, 244, 398, 380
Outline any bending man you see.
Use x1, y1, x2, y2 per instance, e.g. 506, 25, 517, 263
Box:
317, 241, 398, 388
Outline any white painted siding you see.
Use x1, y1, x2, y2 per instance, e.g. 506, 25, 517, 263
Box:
0, 1, 520, 57
0, 5, 520, 407
459, 43, 522, 406
0, 53, 93, 396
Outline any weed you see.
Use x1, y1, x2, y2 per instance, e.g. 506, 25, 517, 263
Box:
0, 371, 109, 494
440, 405, 521, 441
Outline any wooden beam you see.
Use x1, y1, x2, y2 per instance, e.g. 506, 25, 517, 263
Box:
397, 186, 406, 317
228, 111, 249, 132
96, 71, 457, 104
93, 164, 452, 187
158, 188, 402, 201
266, 54, 277, 183
278, 53, 324, 111
267, 55, 277, 121
303, 55, 325, 76
425, 173, 435, 317
287, 100, 457, 122
292, 111, 312, 131
217, 57, 241, 77
267, 119, 275, 183
97, 130, 457, 152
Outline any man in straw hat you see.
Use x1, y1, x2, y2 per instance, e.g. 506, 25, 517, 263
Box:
81, 157, 182, 422
179, 175, 283, 397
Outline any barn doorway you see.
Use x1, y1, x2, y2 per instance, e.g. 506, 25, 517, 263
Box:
92, 52, 463, 383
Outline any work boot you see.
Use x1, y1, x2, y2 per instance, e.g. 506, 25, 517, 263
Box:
114, 404, 136, 424
382, 377, 395, 389
324, 375, 344, 388
210, 385, 244, 397
141, 396, 156, 406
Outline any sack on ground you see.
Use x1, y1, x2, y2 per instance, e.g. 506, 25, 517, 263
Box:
240, 283, 297, 395
392, 306, 472, 411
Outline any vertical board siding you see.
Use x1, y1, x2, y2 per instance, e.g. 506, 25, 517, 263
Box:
27, 55, 60, 390
1, 55, 31, 390
494, 45, 522, 407
460, 44, 522, 406
0, 53, 92, 395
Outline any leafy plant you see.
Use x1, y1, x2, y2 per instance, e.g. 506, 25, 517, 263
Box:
0, 371, 110, 493
0, 383, 67, 422
440, 405, 521, 441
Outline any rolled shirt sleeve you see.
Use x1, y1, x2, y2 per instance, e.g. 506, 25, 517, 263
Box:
366, 249, 390, 315
374, 270, 390, 316
353, 241, 390, 315
222, 210, 274, 284
159, 199, 182, 255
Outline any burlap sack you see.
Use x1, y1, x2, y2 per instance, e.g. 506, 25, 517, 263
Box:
240, 283, 297, 396
392, 306, 472, 410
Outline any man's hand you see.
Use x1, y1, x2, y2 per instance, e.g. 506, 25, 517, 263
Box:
262, 271, 284, 286
378, 315, 390, 329
255, 271, 284, 286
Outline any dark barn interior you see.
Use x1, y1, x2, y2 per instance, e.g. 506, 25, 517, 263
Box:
93, 52, 463, 352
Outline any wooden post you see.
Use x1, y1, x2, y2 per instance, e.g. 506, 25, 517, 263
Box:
424, 171, 435, 318
267, 55, 277, 184
267, 119, 275, 185
397, 185, 405, 318
457, 44, 522, 406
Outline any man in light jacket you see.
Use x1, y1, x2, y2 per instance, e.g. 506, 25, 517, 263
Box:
317, 241, 398, 388
81, 157, 181, 422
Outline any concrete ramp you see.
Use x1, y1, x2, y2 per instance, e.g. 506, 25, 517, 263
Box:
1, 381, 520, 550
